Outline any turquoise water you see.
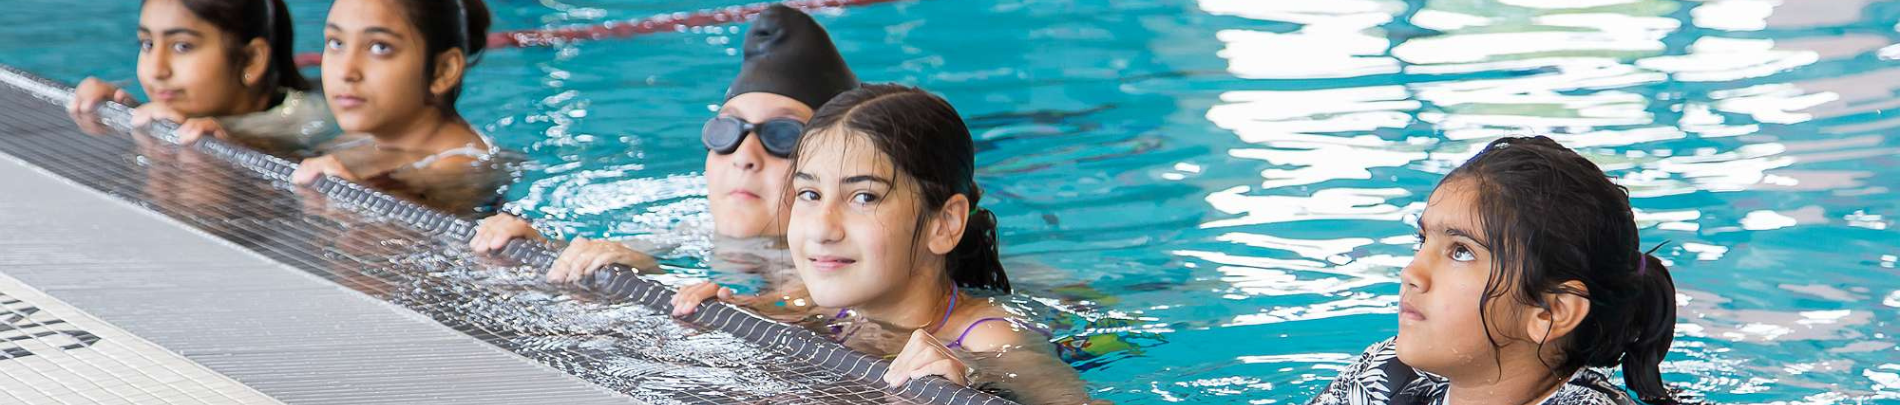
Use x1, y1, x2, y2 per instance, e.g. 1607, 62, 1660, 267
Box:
5, 0, 1899, 403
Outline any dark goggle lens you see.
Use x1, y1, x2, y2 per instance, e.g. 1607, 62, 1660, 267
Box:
701, 117, 746, 154
756, 119, 804, 157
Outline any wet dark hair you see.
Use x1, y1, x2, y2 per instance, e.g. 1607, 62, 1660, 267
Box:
157, 0, 310, 102
789, 83, 1010, 293
1442, 136, 1678, 404
392, 0, 491, 116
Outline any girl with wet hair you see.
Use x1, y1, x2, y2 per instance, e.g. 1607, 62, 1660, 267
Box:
670, 84, 1095, 404
290, 0, 511, 216
1311, 136, 1681, 405
69, 0, 339, 158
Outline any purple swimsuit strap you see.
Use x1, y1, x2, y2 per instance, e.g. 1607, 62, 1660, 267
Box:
928, 290, 958, 335
829, 308, 856, 342
944, 317, 1052, 350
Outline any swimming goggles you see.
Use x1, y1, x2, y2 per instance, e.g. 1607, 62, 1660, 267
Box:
701, 116, 803, 157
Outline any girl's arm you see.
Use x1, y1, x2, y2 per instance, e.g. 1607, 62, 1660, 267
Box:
469, 214, 662, 283
669, 281, 828, 322
547, 237, 660, 283
70, 77, 138, 113
69, 77, 140, 135
470, 213, 547, 253
887, 320, 1099, 404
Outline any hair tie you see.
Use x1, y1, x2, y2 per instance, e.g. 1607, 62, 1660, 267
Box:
1636, 241, 1671, 276
261, 0, 275, 45
453, 0, 471, 51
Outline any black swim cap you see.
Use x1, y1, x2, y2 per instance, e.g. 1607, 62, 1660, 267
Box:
723, 5, 860, 111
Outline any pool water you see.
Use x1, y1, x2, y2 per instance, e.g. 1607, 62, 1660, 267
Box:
5, 0, 1899, 403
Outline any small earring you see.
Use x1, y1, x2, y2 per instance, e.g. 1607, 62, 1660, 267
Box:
244, 74, 254, 82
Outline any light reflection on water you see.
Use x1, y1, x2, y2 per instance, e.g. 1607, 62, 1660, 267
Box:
1178, 0, 1898, 402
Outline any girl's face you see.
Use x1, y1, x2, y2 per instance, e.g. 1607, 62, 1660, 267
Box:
787, 130, 932, 308
322, 0, 439, 135
1396, 179, 1517, 377
137, 0, 255, 117
705, 92, 810, 238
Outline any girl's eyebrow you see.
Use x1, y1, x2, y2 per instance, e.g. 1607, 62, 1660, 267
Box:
842, 175, 890, 186
759, 106, 801, 120
1420, 213, 1490, 249
139, 27, 203, 38
323, 24, 404, 39
363, 27, 404, 38
1444, 227, 1489, 249
793, 172, 891, 186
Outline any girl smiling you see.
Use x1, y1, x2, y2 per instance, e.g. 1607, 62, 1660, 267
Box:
672, 84, 1094, 404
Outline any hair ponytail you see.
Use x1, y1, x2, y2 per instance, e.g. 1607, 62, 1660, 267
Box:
948, 187, 1009, 292
259, 0, 307, 94
1622, 253, 1678, 404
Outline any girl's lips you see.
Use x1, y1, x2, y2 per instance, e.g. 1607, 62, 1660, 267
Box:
331, 95, 366, 109
808, 256, 856, 272
152, 90, 181, 102
1399, 302, 1427, 322
727, 190, 760, 200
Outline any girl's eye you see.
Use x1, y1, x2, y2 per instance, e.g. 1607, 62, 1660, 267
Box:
796, 190, 819, 201
850, 192, 878, 204
1412, 232, 1426, 250
369, 42, 391, 55
171, 42, 193, 53
325, 38, 342, 50
1451, 244, 1476, 262
137, 39, 153, 52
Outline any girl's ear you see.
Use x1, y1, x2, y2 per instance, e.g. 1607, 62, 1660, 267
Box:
926, 194, 970, 255
1526, 280, 1591, 345
429, 48, 467, 97
241, 37, 271, 88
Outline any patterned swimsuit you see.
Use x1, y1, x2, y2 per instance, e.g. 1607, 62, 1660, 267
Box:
1308, 337, 1638, 405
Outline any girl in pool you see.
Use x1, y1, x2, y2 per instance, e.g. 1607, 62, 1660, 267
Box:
1310, 136, 1680, 405
671, 84, 1095, 404
468, 4, 859, 282
67, 0, 338, 158
290, 0, 510, 215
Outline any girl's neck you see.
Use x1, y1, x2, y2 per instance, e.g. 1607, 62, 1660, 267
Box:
371, 107, 470, 153
222, 88, 276, 117
855, 265, 957, 333
1443, 357, 1568, 405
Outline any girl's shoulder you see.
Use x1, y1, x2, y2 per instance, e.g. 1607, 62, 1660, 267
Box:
1307, 337, 1638, 405
214, 89, 344, 154
1309, 337, 1434, 405
1545, 369, 1637, 405
943, 302, 1046, 353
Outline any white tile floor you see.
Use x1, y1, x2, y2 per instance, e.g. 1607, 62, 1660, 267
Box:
0, 274, 280, 404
